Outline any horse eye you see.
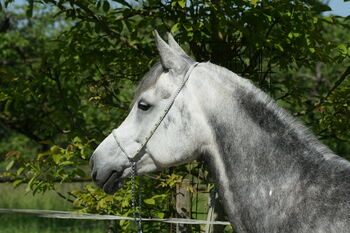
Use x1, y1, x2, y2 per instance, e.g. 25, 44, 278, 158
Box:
138, 100, 152, 111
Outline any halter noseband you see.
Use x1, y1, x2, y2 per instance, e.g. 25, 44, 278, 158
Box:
112, 62, 199, 163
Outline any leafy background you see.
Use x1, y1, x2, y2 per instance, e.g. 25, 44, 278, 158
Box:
0, 0, 349, 232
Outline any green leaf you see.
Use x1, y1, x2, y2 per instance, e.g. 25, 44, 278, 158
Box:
183, 22, 193, 32
250, 0, 259, 7
144, 198, 155, 205
312, 4, 332, 12
6, 160, 15, 171
103, 1, 110, 13
338, 44, 348, 55
52, 154, 61, 164
151, 194, 167, 199
73, 137, 82, 143
32, 181, 43, 195
171, 23, 180, 34
50, 145, 61, 153
13, 179, 24, 187
323, 17, 333, 23
26, 0, 34, 18
17, 167, 24, 175
178, 0, 186, 8
120, 218, 126, 226
37, 151, 51, 160
264, 14, 272, 22
274, 43, 284, 52
60, 161, 74, 166
74, 168, 86, 177
27, 176, 36, 191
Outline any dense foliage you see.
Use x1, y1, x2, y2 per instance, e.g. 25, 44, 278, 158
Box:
0, 0, 349, 232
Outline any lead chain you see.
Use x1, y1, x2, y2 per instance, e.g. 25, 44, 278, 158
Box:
131, 161, 143, 233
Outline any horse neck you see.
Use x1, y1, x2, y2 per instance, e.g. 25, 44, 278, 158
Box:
197, 65, 338, 231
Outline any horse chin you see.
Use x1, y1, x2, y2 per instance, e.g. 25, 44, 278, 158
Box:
102, 172, 125, 195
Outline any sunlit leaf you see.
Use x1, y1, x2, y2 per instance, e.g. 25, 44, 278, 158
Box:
171, 23, 180, 34
144, 198, 155, 205
5, 160, 15, 171
178, 0, 186, 8
338, 44, 348, 55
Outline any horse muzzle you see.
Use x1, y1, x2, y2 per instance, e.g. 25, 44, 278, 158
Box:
90, 153, 126, 194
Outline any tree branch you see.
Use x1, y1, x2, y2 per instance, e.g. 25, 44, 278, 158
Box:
325, 66, 350, 99
294, 65, 350, 116
47, 0, 139, 50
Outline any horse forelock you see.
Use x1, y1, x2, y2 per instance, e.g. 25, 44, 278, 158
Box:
132, 57, 195, 105
133, 62, 164, 104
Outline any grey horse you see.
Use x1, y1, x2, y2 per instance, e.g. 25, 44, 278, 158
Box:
90, 32, 350, 233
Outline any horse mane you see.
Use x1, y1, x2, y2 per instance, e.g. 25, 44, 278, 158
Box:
206, 61, 339, 163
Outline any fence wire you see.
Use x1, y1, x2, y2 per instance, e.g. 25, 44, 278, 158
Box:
0, 208, 230, 226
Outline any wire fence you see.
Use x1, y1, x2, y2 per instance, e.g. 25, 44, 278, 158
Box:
0, 163, 230, 232
0, 208, 230, 226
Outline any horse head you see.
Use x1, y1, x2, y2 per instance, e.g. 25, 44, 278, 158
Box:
90, 32, 211, 194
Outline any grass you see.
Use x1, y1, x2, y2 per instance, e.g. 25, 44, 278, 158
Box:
0, 182, 106, 233
0, 215, 106, 233
0, 181, 234, 232
0, 183, 74, 210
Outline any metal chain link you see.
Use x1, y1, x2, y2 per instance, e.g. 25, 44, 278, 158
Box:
131, 161, 143, 233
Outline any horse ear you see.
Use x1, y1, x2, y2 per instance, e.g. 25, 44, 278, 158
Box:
154, 30, 186, 72
167, 32, 189, 58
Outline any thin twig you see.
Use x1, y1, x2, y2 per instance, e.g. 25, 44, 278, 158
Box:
56, 191, 74, 203
294, 66, 350, 116
325, 66, 350, 99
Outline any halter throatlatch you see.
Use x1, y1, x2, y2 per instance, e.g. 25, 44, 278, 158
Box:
112, 62, 199, 232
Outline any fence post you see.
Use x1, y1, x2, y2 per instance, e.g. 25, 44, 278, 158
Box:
176, 179, 191, 233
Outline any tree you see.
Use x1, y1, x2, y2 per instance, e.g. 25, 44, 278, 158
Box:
1, 0, 349, 232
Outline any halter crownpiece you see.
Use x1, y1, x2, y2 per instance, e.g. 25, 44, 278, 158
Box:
112, 62, 199, 162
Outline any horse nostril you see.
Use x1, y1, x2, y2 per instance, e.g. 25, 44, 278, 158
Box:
92, 171, 97, 181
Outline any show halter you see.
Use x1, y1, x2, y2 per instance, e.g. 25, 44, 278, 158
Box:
112, 62, 199, 233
